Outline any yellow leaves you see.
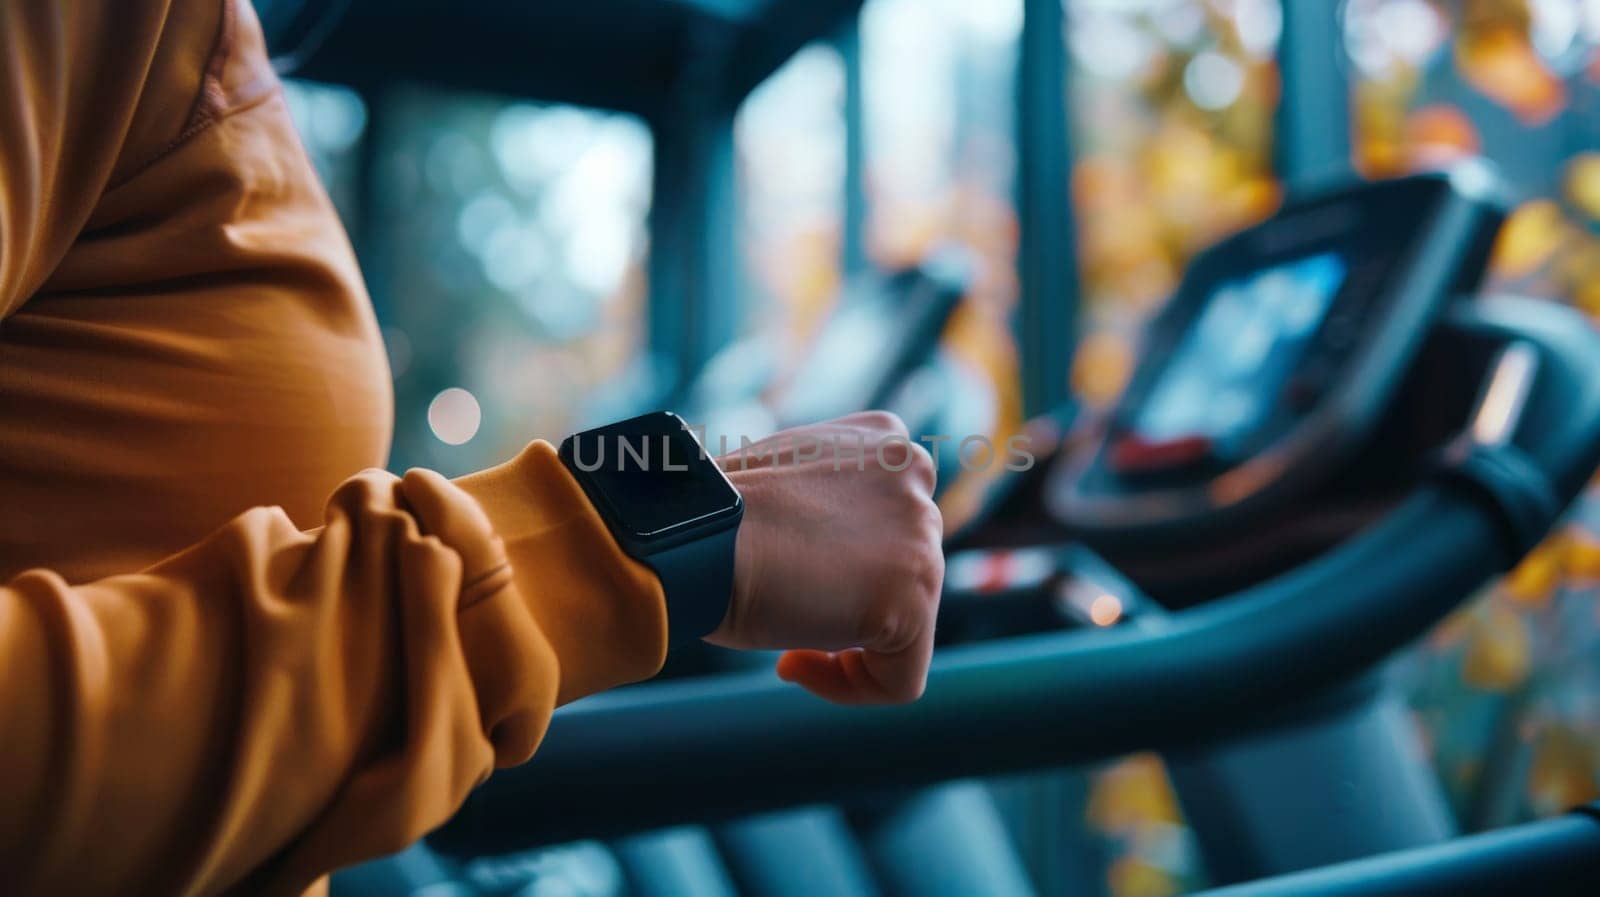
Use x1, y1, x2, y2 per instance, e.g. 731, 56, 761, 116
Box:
1502, 527, 1600, 604
1454, 24, 1567, 125
1356, 97, 1487, 179
1071, 50, 1278, 328
1466, 525, 1600, 691
1503, 533, 1568, 608
1088, 755, 1192, 897
1108, 856, 1181, 897
1352, 71, 1423, 179
1486, 193, 1600, 320
1526, 725, 1600, 816
1559, 245, 1600, 319
1490, 199, 1569, 280
1461, 599, 1532, 691
1564, 152, 1600, 222
1403, 104, 1482, 170
1086, 753, 1184, 832
1563, 532, 1600, 582
1072, 330, 1136, 408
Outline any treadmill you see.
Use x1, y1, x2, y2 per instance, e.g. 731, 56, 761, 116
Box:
427, 165, 1600, 895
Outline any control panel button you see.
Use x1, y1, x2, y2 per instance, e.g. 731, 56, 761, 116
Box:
1108, 433, 1214, 473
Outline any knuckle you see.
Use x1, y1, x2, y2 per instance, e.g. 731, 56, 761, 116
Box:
921, 500, 945, 545
856, 592, 905, 648
911, 543, 945, 601
907, 441, 936, 478
854, 410, 909, 437
858, 582, 930, 654
886, 534, 942, 604
875, 438, 915, 471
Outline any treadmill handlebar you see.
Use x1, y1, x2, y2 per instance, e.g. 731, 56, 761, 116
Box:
432, 490, 1501, 855
1191, 804, 1600, 896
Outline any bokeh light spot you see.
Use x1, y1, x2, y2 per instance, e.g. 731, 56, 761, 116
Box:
428, 388, 482, 446
1089, 593, 1124, 627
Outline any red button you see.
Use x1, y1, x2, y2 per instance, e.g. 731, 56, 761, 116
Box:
1109, 433, 1213, 473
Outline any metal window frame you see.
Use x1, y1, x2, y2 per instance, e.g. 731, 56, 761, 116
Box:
1016, 0, 1080, 419
651, 5, 866, 402
837, 0, 1084, 420
647, 26, 743, 399
1275, 0, 1353, 191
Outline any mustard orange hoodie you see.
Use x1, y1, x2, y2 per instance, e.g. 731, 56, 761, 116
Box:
0, 2, 668, 894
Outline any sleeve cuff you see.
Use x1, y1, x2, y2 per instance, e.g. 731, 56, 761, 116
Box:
454, 441, 668, 705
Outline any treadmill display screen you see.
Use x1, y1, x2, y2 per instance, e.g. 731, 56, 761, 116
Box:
1134, 252, 1347, 449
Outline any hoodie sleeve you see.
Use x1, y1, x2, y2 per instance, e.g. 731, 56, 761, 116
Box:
0, 447, 668, 897
0, 2, 669, 895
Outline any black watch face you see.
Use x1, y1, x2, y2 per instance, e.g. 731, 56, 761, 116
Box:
567, 412, 741, 541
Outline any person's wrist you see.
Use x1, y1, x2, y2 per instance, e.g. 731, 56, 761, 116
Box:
708, 463, 758, 646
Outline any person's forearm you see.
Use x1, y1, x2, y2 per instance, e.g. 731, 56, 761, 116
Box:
0, 451, 665, 896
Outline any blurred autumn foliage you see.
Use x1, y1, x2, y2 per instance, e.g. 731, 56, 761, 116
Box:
1067, 0, 1283, 410
1347, 0, 1600, 834
1070, 2, 1600, 893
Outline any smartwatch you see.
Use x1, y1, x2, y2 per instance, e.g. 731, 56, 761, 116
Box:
559, 411, 744, 644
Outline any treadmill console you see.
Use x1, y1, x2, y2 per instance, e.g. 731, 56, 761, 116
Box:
1048, 167, 1508, 544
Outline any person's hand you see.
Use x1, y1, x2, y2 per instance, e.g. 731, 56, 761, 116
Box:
704, 412, 944, 705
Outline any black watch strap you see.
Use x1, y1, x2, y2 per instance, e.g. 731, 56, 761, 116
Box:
643, 527, 740, 645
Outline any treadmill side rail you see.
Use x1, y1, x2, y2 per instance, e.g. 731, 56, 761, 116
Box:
1190, 806, 1600, 897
